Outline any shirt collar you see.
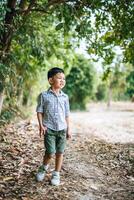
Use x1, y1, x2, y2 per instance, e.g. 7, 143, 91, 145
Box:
47, 87, 65, 97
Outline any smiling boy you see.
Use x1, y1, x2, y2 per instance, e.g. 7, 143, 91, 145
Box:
36, 67, 71, 186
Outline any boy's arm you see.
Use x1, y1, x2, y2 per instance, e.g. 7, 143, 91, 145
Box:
65, 116, 72, 139
36, 93, 47, 138
65, 95, 71, 139
37, 112, 47, 138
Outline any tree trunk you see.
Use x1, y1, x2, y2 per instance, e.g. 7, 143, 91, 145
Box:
0, 91, 4, 114
0, 0, 17, 57
107, 86, 112, 108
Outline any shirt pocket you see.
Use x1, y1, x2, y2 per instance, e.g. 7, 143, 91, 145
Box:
45, 98, 55, 113
59, 99, 65, 113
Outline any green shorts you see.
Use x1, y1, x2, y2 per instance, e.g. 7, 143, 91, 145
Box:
44, 128, 66, 154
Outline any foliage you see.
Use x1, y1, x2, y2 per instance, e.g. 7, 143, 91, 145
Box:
100, 57, 130, 103
126, 70, 134, 99
0, 105, 22, 126
95, 83, 107, 101
0, 0, 134, 116
74, 1, 134, 65
1, 9, 76, 110
64, 55, 96, 110
95, 60, 134, 102
1, 0, 134, 66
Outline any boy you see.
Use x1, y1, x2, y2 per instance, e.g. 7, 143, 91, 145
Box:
36, 67, 71, 186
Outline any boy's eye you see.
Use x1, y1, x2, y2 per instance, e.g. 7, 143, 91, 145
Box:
57, 77, 65, 80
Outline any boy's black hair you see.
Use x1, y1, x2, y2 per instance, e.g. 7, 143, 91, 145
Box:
47, 67, 64, 79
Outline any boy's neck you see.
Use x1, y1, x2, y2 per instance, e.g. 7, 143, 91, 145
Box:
51, 87, 61, 95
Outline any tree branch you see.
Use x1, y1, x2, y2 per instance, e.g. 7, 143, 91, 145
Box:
22, 0, 71, 14
47, 0, 69, 7
0, 0, 17, 56
5, 0, 17, 25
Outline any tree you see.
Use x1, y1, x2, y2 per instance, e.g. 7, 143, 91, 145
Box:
0, 0, 134, 113
0, 1, 76, 112
101, 58, 131, 107
126, 70, 134, 101
64, 55, 96, 110
7, 15, 75, 106
95, 83, 107, 101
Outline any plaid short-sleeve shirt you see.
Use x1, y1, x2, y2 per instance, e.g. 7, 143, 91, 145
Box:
36, 88, 70, 131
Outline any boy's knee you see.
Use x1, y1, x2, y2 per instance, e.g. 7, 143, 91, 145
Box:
55, 153, 63, 158
46, 153, 53, 159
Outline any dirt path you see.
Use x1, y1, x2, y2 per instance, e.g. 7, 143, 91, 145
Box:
70, 102, 134, 143
0, 102, 134, 200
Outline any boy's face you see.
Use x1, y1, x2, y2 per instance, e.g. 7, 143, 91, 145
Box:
49, 72, 66, 89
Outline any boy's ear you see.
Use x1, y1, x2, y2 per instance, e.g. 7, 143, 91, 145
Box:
48, 77, 53, 85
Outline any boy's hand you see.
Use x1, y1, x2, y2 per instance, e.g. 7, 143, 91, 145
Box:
39, 125, 47, 138
66, 129, 72, 140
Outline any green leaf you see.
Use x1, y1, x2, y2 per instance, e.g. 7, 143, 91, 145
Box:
55, 23, 64, 31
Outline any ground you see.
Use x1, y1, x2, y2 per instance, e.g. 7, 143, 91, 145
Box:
0, 102, 134, 200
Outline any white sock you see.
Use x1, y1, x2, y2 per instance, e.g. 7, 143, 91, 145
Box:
53, 171, 60, 176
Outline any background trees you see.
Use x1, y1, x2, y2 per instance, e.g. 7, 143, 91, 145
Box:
64, 55, 96, 110
126, 70, 134, 101
0, 0, 134, 118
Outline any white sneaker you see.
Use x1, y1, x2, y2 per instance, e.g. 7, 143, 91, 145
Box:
51, 171, 60, 186
36, 165, 47, 182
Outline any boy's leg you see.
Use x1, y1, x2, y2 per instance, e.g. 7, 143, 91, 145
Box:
43, 153, 53, 166
51, 131, 66, 186
43, 128, 56, 165
51, 153, 64, 186
55, 153, 63, 171
55, 130, 66, 171
37, 128, 55, 182
37, 153, 53, 182
51, 153, 63, 186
